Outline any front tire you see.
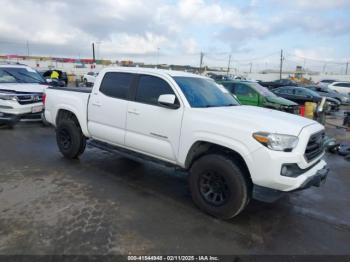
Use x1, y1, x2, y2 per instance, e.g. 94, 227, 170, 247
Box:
189, 154, 250, 219
56, 120, 86, 159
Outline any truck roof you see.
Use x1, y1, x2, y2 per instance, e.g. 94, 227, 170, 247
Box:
101, 67, 207, 78
0, 63, 32, 69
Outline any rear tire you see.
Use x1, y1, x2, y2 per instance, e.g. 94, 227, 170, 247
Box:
56, 119, 86, 159
189, 154, 250, 219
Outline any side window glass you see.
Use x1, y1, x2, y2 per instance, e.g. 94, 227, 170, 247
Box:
135, 75, 176, 106
99, 72, 134, 99
235, 84, 251, 96
222, 83, 235, 93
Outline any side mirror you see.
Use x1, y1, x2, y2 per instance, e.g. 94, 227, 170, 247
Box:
158, 94, 179, 109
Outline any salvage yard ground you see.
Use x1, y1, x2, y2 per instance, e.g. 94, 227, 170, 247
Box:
0, 107, 349, 255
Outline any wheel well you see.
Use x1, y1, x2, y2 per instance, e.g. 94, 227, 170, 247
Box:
185, 141, 252, 181
56, 109, 80, 128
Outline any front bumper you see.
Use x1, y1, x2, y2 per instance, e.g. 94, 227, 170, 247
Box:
0, 100, 43, 115
253, 165, 329, 202
247, 123, 327, 192
0, 112, 20, 125
0, 100, 43, 124
297, 165, 328, 190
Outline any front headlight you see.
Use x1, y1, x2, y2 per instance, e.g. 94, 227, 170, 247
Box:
253, 132, 299, 151
0, 94, 17, 101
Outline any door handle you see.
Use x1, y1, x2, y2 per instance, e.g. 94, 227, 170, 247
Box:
128, 109, 140, 115
92, 101, 102, 107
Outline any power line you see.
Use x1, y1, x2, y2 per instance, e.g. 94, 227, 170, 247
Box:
286, 53, 347, 65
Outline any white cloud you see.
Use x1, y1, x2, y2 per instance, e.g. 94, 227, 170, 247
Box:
182, 38, 199, 54
294, 0, 348, 9
293, 48, 337, 62
104, 32, 169, 55
0, 0, 348, 63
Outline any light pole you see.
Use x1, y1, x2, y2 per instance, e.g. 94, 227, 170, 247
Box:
156, 47, 160, 67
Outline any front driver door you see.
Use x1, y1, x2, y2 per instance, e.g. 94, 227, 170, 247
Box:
234, 83, 259, 106
125, 74, 184, 163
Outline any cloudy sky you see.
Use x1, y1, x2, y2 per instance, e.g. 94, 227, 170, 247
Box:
0, 0, 349, 70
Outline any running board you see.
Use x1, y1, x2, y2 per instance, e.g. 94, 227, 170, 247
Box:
87, 139, 181, 169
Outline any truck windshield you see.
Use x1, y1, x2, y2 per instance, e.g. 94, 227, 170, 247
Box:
0, 67, 46, 84
174, 77, 240, 108
248, 82, 276, 97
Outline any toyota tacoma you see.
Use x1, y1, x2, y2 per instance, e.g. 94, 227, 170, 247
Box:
44, 67, 329, 219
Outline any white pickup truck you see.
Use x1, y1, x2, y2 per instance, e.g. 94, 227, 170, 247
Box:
0, 64, 48, 127
44, 67, 329, 219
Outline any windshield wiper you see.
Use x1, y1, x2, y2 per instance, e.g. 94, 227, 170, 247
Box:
203, 104, 237, 108
1, 69, 24, 83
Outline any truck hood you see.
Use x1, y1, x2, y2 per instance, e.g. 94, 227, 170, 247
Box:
201, 105, 319, 136
265, 95, 298, 106
0, 83, 48, 93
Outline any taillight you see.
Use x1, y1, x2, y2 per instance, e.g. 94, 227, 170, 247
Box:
42, 93, 46, 106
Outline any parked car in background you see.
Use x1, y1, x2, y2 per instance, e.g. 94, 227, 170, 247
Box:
327, 82, 350, 96
272, 86, 340, 113
218, 80, 299, 114
317, 79, 337, 87
259, 79, 298, 89
305, 85, 350, 105
83, 72, 98, 86
0, 64, 48, 127
39, 69, 68, 87
44, 67, 329, 219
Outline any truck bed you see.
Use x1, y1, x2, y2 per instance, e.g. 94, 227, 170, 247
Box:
48, 86, 92, 93
44, 86, 92, 136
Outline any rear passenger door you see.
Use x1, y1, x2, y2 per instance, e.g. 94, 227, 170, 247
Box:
125, 75, 184, 163
88, 72, 135, 146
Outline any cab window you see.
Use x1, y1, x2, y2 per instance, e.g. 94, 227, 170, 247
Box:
235, 83, 256, 97
135, 75, 178, 106
99, 72, 135, 99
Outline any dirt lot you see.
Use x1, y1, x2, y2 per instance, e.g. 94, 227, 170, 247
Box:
0, 113, 349, 255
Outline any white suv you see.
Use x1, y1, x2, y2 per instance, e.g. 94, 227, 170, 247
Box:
0, 64, 48, 127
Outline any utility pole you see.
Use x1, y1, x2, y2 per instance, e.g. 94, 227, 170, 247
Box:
199, 52, 204, 74
92, 43, 96, 63
249, 62, 253, 73
226, 54, 231, 76
156, 47, 160, 67
279, 49, 283, 80
323, 63, 327, 74
346, 61, 349, 75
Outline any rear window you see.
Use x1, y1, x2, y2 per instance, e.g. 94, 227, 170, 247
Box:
99, 72, 134, 99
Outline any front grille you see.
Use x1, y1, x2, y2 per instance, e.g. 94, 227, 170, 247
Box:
304, 131, 325, 162
16, 94, 43, 105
